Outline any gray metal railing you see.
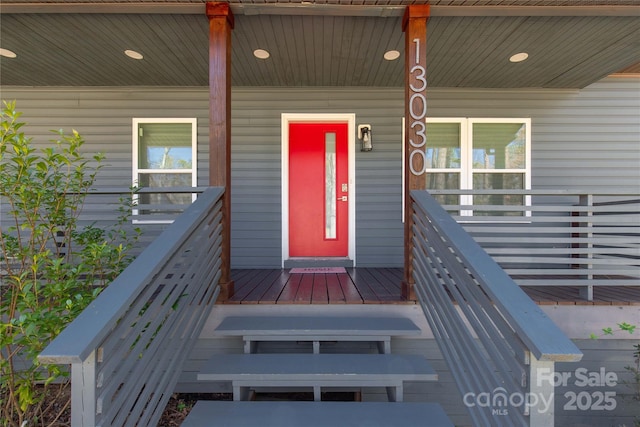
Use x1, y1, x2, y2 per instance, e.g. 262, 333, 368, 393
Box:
38, 187, 225, 427
411, 190, 583, 427
429, 189, 640, 300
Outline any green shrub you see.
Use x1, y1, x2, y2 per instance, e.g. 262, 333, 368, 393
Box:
0, 101, 139, 426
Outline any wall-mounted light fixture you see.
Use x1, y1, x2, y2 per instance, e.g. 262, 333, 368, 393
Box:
358, 124, 372, 152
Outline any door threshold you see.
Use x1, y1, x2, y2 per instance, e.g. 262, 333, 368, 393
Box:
284, 258, 354, 268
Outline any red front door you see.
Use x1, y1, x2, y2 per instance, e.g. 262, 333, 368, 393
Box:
289, 122, 349, 257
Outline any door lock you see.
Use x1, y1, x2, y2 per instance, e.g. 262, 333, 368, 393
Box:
337, 196, 348, 202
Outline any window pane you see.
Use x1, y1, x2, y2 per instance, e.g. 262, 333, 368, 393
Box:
427, 172, 460, 190
425, 123, 461, 169
138, 173, 193, 206
473, 173, 525, 216
426, 172, 460, 207
138, 123, 193, 170
472, 123, 526, 169
325, 133, 337, 240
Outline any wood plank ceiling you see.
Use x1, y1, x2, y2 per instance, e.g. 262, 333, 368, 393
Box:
0, 0, 639, 88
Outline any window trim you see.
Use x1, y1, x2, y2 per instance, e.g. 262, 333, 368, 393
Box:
132, 117, 198, 224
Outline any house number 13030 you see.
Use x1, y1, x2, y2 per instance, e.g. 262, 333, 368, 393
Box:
409, 38, 427, 176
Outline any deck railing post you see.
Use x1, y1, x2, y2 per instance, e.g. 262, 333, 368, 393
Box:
577, 194, 594, 301
70, 350, 97, 427
528, 354, 556, 427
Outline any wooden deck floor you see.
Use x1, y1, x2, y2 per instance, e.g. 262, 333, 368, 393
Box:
224, 268, 640, 306
226, 268, 408, 304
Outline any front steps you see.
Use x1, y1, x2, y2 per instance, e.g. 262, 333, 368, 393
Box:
198, 353, 436, 402
214, 315, 422, 354
182, 316, 453, 427
182, 401, 452, 427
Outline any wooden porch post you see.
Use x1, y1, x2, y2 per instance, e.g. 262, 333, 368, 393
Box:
402, 5, 429, 301
206, 2, 234, 300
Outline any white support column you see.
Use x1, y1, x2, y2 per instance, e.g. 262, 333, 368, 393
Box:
577, 194, 594, 301
71, 350, 97, 427
528, 354, 556, 427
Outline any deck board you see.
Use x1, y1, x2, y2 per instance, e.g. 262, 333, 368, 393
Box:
242, 270, 283, 304
326, 273, 347, 304
228, 269, 270, 304
338, 272, 364, 303
225, 268, 640, 306
358, 268, 400, 302
312, 274, 329, 304
277, 273, 303, 304
295, 274, 314, 303
346, 268, 381, 304
259, 272, 290, 304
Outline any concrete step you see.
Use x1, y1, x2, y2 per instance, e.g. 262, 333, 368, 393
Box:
198, 353, 437, 401
182, 401, 454, 427
214, 315, 422, 353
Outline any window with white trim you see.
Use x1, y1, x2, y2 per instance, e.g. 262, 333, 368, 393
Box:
132, 118, 197, 223
425, 118, 531, 216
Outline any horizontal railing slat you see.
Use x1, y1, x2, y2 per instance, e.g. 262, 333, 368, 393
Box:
487, 247, 639, 255
506, 268, 637, 275
435, 190, 639, 293
412, 189, 587, 426
412, 191, 583, 362
450, 215, 639, 224
515, 279, 637, 286
412, 219, 528, 425
39, 188, 223, 364
413, 217, 528, 384
36, 186, 225, 427
491, 257, 638, 266
429, 189, 638, 196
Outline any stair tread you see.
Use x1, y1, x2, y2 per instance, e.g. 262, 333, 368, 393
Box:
198, 353, 437, 381
214, 316, 421, 337
182, 401, 454, 427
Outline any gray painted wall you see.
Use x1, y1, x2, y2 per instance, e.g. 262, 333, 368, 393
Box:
2, 76, 638, 268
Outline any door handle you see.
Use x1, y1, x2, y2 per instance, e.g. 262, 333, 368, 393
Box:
337, 196, 348, 202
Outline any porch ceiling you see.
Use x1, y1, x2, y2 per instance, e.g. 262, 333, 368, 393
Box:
1, 1, 639, 88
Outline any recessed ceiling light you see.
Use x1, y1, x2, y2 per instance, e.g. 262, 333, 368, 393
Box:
124, 49, 144, 60
0, 48, 17, 58
253, 49, 270, 60
384, 50, 400, 61
509, 52, 529, 63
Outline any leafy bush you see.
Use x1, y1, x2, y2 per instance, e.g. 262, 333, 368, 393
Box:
0, 101, 139, 426
591, 322, 639, 426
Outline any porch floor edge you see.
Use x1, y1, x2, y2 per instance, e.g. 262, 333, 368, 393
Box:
218, 268, 640, 306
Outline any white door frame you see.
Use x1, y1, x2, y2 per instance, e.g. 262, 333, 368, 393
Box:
281, 113, 356, 267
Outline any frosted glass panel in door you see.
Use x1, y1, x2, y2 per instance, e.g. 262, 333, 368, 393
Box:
325, 133, 337, 239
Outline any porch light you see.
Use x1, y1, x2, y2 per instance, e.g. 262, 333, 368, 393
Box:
384, 50, 400, 61
0, 48, 17, 58
509, 52, 529, 63
358, 124, 372, 152
124, 49, 144, 60
253, 49, 270, 59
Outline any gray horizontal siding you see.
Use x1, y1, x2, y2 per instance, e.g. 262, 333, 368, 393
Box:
2, 76, 638, 268
0, 89, 211, 188
232, 87, 405, 268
